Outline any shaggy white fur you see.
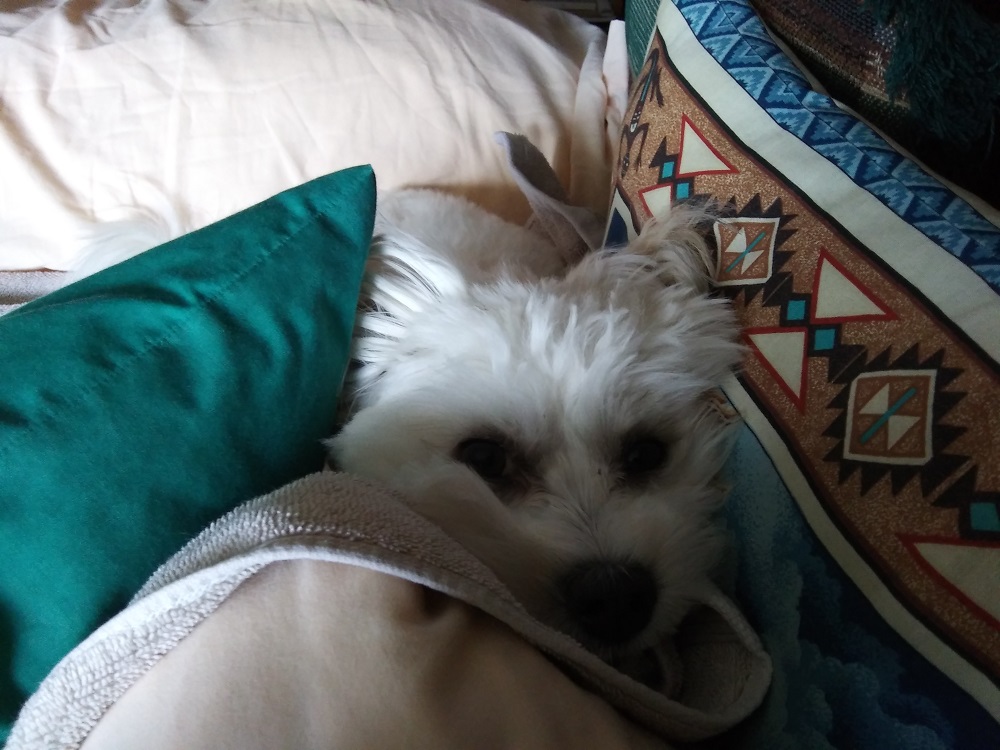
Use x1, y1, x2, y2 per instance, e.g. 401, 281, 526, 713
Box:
329, 189, 742, 684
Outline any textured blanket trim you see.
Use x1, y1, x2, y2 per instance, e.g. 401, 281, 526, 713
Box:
8, 473, 771, 748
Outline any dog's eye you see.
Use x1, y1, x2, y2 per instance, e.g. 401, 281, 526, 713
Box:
456, 438, 508, 480
621, 436, 668, 475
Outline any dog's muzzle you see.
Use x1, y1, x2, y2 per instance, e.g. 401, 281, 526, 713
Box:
558, 561, 657, 645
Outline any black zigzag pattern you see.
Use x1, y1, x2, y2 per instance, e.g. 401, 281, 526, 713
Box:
719, 194, 797, 306
822, 345, 968, 498
934, 467, 1000, 542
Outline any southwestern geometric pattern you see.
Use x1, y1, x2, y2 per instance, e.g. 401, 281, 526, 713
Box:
639, 114, 738, 214
673, 0, 1000, 293
843, 370, 937, 466
611, 2, 1000, 743
713, 216, 780, 287
822, 346, 969, 498
935, 467, 1000, 542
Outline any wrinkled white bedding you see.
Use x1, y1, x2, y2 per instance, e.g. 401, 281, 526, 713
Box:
0, 0, 624, 272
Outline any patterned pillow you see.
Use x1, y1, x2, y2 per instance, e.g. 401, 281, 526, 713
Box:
611, 1, 1000, 746
748, 0, 1000, 208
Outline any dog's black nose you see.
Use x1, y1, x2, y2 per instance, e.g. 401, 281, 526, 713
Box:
558, 561, 657, 644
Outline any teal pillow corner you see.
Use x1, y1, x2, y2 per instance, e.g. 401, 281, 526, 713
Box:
0, 165, 376, 735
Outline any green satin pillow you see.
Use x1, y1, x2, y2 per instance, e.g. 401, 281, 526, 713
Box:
0, 166, 375, 736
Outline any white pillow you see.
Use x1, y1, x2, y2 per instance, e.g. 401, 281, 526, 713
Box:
0, 0, 613, 271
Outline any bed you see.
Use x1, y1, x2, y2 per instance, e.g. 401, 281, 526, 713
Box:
1, 0, 998, 747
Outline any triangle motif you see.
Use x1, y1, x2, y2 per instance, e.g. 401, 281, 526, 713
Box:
812, 251, 894, 323
677, 116, 737, 177
908, 539, 1000, 627
886, 414, 921, 449
639, 184, 674, 220
722, 228, 765, 273
714, 217, 779, 287
726, 227, 748, 255
860, 385, 890, 416
739, 249, 765, 274
747, 329, 807, 409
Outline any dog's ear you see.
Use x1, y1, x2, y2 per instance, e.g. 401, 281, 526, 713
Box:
621, 203, 719, 294
565, 201, 742, 393
362, 228, 466, 323
494, 131, 604, 261
346, 229, 465, 393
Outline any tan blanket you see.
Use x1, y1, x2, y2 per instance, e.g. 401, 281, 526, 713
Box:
7, 473, 771, 749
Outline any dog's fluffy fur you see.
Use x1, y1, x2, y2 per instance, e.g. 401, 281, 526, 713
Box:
328, 189, 742, 680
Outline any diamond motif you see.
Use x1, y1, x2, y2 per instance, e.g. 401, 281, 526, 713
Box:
844, 370, 937, 465
714, 217, 779, 286
671, 0, 1000, 293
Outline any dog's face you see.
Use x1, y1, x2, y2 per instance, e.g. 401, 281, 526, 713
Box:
330, 195, 742, 681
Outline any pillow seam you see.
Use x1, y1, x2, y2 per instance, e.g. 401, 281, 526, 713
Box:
0, 204, 344, 461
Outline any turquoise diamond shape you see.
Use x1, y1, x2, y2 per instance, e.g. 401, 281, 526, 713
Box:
970, 502, 1000, 532
813, 328, 837, 351
787, 299, 807, 321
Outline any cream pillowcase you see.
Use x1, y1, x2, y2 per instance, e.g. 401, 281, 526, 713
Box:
0, 0, 613, 271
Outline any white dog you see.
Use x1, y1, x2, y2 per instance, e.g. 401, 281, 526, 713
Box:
328, 189, 742, 688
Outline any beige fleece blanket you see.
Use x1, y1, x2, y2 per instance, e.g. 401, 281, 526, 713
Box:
7, 472, 771, 749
